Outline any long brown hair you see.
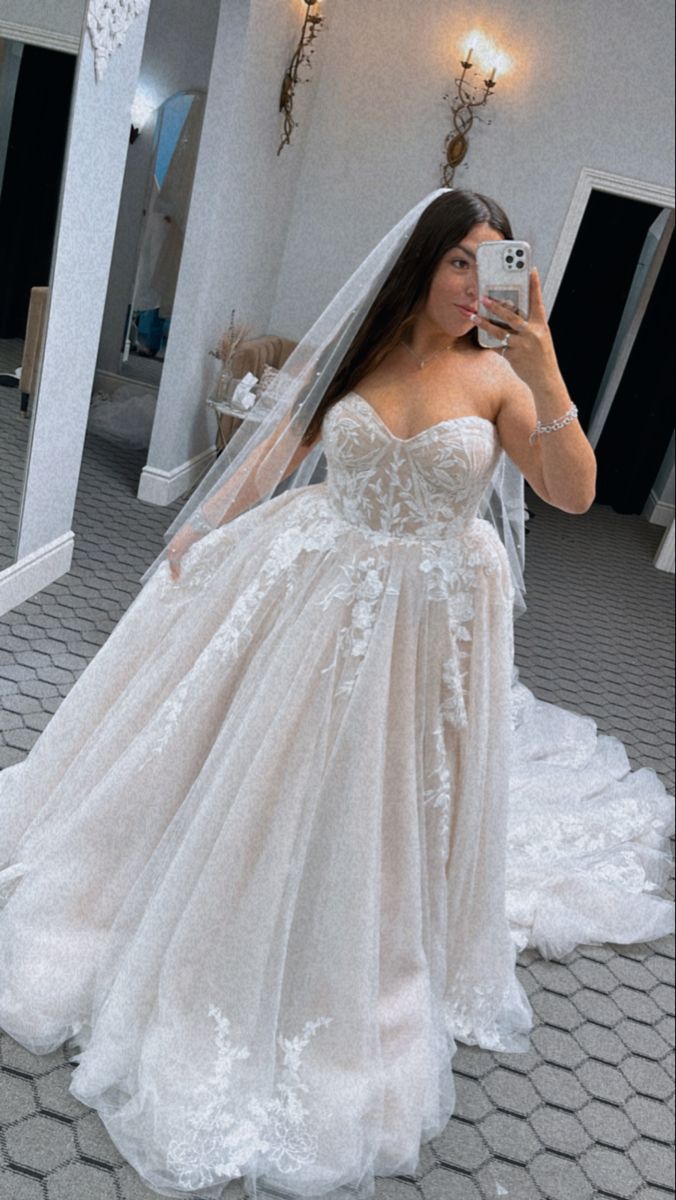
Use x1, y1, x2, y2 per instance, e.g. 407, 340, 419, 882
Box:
301, 189, 514, 446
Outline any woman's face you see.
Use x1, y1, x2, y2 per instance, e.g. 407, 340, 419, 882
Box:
422, 222, 504, 335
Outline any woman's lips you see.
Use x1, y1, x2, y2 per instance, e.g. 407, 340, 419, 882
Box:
456, 304, 477, 317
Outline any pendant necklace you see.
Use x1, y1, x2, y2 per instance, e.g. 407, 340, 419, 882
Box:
401, 340, 455, 371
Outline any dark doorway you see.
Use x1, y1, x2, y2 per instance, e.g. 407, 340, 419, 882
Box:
548, 189, 674, 514
0, 43, 75, 338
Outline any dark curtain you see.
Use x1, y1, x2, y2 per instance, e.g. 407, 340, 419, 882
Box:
0, 43, 75, 338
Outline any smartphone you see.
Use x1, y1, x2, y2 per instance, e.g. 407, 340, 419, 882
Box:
475, 240, 531, 349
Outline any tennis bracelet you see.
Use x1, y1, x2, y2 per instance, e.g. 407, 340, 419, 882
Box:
529, 403, 579, 446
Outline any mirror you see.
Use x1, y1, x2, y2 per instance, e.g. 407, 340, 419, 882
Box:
119, 89, 206, 387
0, 33, 79, 571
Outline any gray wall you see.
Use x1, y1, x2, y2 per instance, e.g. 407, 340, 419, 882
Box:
269, 0, 675, 337
143, 0, 329, 478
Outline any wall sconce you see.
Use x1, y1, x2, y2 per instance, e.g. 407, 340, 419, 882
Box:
441, 33, 511, 186
278, 0, 324, 155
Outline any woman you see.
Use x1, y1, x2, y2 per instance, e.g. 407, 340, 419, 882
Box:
0, 189, 673, 1200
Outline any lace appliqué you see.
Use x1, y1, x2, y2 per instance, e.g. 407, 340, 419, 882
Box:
444, 968, 528, 1052
419, 550, 481, 734
423, 725, 452, 845
87, 0, 151, 81
323, 395, 500, 542
166, 1006, 332, 1190
315, 555, 400, 697
143, 510, 343, 760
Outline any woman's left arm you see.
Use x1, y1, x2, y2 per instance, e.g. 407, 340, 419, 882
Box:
472, 269, 597, 514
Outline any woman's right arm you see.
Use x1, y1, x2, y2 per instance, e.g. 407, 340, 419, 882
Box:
167, 420, 320, 578
202, 421, 319, 528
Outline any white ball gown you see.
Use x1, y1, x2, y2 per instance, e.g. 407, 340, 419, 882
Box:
0, 391, 673, 1200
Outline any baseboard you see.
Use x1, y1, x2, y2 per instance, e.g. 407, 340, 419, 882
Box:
137, 447, 217, 506
0, 532, 74, 617
646, 493, 675, 527
654, 520, 675, 573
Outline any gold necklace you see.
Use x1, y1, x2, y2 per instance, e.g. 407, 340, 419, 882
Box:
401, 339, 456, 370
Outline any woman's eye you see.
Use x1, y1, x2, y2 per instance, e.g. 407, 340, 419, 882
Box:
451, 258, 469, 268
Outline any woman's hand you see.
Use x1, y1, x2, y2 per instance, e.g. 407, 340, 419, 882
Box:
167, 523, 202, 581
470, 268, 561, 393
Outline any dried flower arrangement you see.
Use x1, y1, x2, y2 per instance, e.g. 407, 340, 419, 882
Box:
207, 310, 253, 408
210, 310, 251, 375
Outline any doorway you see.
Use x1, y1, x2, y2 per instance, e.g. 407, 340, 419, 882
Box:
547, 187, 674, 515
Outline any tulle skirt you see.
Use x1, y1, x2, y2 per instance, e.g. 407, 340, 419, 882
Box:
0, 484, 672, 1199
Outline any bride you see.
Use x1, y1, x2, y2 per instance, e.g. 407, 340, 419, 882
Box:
0, 188, 673, 1200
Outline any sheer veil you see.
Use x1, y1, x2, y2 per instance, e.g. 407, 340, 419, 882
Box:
140, 187, 527, 615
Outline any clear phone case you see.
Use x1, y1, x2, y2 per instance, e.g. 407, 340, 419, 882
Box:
476, 241, 531, 349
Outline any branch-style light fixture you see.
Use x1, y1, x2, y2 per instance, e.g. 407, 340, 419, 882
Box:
441, 31, 512, 186
278, 0, 324, 155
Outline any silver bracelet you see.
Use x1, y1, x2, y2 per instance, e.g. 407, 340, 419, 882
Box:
529, 403, 579, 445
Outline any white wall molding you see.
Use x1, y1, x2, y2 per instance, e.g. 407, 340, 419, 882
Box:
646, 495, 675, 527
544, 168, 674, 313
654, 518, 675, 573
138, 447, 217, 506
0, 20, 81, 54
0, 533, 74, 618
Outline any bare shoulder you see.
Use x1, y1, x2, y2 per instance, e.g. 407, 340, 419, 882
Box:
461, 344, 524, 421
490, 350, 535, 418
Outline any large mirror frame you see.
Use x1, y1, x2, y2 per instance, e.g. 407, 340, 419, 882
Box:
0, 13, 85, 573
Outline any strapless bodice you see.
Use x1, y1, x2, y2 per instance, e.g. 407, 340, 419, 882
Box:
322, 393, 501, 540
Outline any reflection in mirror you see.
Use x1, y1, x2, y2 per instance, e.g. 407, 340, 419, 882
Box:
120, 89, 206, 387
0, 37, 76, 570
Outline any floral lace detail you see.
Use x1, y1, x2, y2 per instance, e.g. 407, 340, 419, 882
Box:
145, 503, 345, 759
322, 394, 500, 541
315, 554, 400, 697
443, 965, 531, 1052
319, 396, 504, 724
423, 725, 452, 844
166, 1006, 333, 1190
146, 400, 504, 792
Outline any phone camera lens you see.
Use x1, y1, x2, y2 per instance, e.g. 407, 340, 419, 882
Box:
516, 262, 524, 269
506, 255, 514, 263
516, 249, 524, 257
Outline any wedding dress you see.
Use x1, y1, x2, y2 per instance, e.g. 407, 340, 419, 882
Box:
0, 391, 673, 1200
